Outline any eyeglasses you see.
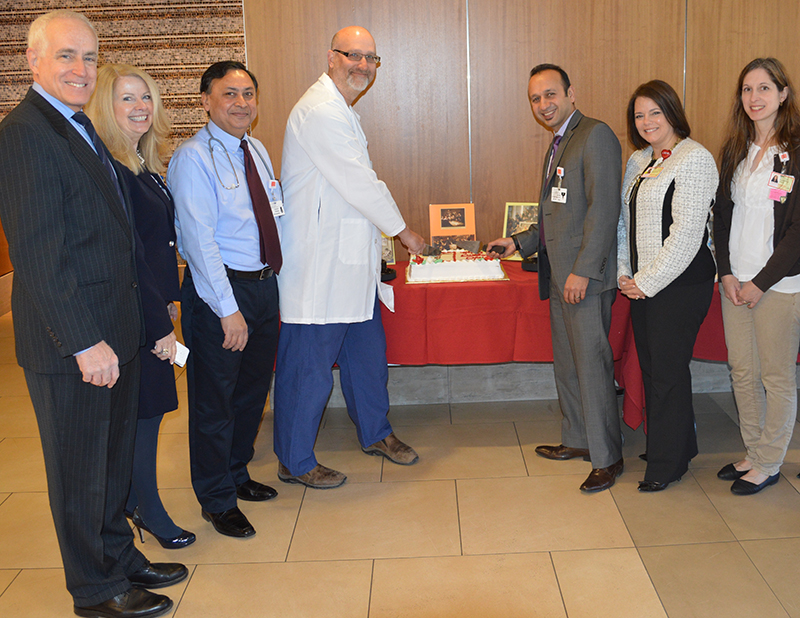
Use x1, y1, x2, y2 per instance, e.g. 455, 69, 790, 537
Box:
332, 49, 381, 64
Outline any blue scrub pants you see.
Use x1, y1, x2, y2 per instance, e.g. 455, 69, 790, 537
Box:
273, 297, 393, 476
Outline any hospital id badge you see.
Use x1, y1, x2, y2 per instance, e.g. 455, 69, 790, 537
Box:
768, 171, 795, 193
551, 187, 567, 203
270, 200, 285, 216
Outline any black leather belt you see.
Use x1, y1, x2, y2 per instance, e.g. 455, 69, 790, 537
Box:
225, 265, 274, 280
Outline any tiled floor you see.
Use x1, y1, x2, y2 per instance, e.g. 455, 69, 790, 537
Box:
2, 310, 800, 616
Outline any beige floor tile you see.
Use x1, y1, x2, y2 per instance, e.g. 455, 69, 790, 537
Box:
0, 313, 13, 335
0, 437, 47, 493
0, 493, 61, 569
288, 480, 460, 561
742, 538, 800, 618
322, 403, 451, 428
553, 548, 666, 618
0, 569, 19, 596
0, 364, 28, 397
0, 569, 75, 618
136, 486, 303, 564
156, 433, 192, 489
175, 561, 371, 618
0, 493, 8, 506
693, 467, 800, 540
640, 542, 789, 618
0, 336, 16, 363
370, 553, 566, 618
0, 396, 38, 438
381, 422, 527, 482
691, 412, 747, 469
451, 399, 562, 424
299, 425, 383, 484
175, 371, 187, 393
610, 471, 735, 546
159, 396, 188, 434
0, 567, 186, 618
458, 475, 633, 555
515, 421, 596, 476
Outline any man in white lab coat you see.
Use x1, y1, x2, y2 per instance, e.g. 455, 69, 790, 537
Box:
274, 26, 426, 488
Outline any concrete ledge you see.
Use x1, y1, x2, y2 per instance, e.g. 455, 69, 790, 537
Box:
326, 360, 743, 407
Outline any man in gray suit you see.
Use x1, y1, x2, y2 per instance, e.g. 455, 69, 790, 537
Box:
490, 64, 623, 492
0, 10, 184, 618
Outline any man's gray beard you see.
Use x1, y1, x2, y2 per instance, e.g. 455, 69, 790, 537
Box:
347, 72, 371, 93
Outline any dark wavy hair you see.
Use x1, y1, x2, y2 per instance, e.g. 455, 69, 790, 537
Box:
626, 80, 691, 151
719, 58, 800, 198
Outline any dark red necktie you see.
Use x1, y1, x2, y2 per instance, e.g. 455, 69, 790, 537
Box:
240, 139, 282, 274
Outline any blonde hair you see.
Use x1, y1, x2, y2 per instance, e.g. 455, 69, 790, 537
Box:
85, 64, 171, 174
28, 10, 97, 53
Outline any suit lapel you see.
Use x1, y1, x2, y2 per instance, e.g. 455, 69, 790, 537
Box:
28, 90, 132, 236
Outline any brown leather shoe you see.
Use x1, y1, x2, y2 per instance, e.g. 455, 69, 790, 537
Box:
362, 432, 419, 465
74, 588, 172, 618
534, 444, 591, 461
580, 458, 624, 492
278, 462, 346, 489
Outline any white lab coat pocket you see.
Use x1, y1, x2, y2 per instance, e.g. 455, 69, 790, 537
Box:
338, 218, 372, 264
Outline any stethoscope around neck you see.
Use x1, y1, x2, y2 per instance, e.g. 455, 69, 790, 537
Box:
205, 125, 276, 191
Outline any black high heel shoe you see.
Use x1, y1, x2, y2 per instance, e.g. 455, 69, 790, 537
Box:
131, 507, 196, 549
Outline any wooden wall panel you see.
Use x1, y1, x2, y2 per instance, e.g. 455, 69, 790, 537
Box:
244, 0, 471, 260
469, 0, 685, 242
686, 0, 800, 165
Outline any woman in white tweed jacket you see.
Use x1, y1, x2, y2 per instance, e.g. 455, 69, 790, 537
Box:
617, 80, 719, 492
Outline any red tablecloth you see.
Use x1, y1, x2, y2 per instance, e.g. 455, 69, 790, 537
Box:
380, 261, 731, 429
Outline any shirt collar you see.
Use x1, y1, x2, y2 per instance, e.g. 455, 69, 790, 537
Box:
206, 119, 245, 153
32, 82, 84, 121
554, 110, 577, 139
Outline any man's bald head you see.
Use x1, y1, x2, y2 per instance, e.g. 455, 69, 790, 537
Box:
327, 26, 378, 106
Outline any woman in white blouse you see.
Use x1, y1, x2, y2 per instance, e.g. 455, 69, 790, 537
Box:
618, 80, 719, 492
714, 58, 800, 495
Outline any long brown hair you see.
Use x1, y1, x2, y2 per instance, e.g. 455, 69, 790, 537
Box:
719, 58, 800, 197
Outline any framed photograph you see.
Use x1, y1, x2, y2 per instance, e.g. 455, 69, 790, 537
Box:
503, 202, 538, 261
381, 233, 396, 265
430, 203, 475, 249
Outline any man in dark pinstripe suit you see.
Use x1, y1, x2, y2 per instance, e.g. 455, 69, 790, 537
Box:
0, 11, 185, 618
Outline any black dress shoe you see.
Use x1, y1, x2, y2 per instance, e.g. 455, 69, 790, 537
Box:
201, 506, 255, 538
717, 463, 749, 481
535, 444, 591, 461
731, 472, 781, 495
580, 458, 624, 492
74, 588, 172, 618
638, 453, 647, 462
637, 478, 681, 492
128, 561, 188, 589
236, 479, 278, 502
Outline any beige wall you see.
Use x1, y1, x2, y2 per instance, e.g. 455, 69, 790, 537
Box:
245, 0, 800, 261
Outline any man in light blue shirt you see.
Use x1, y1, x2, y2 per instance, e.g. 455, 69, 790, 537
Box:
168, 61, 282, 539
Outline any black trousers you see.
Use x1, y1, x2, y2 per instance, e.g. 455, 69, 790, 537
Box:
25, 356, 146, 607
181, 267, 279, 513
630, 277, 714, 483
